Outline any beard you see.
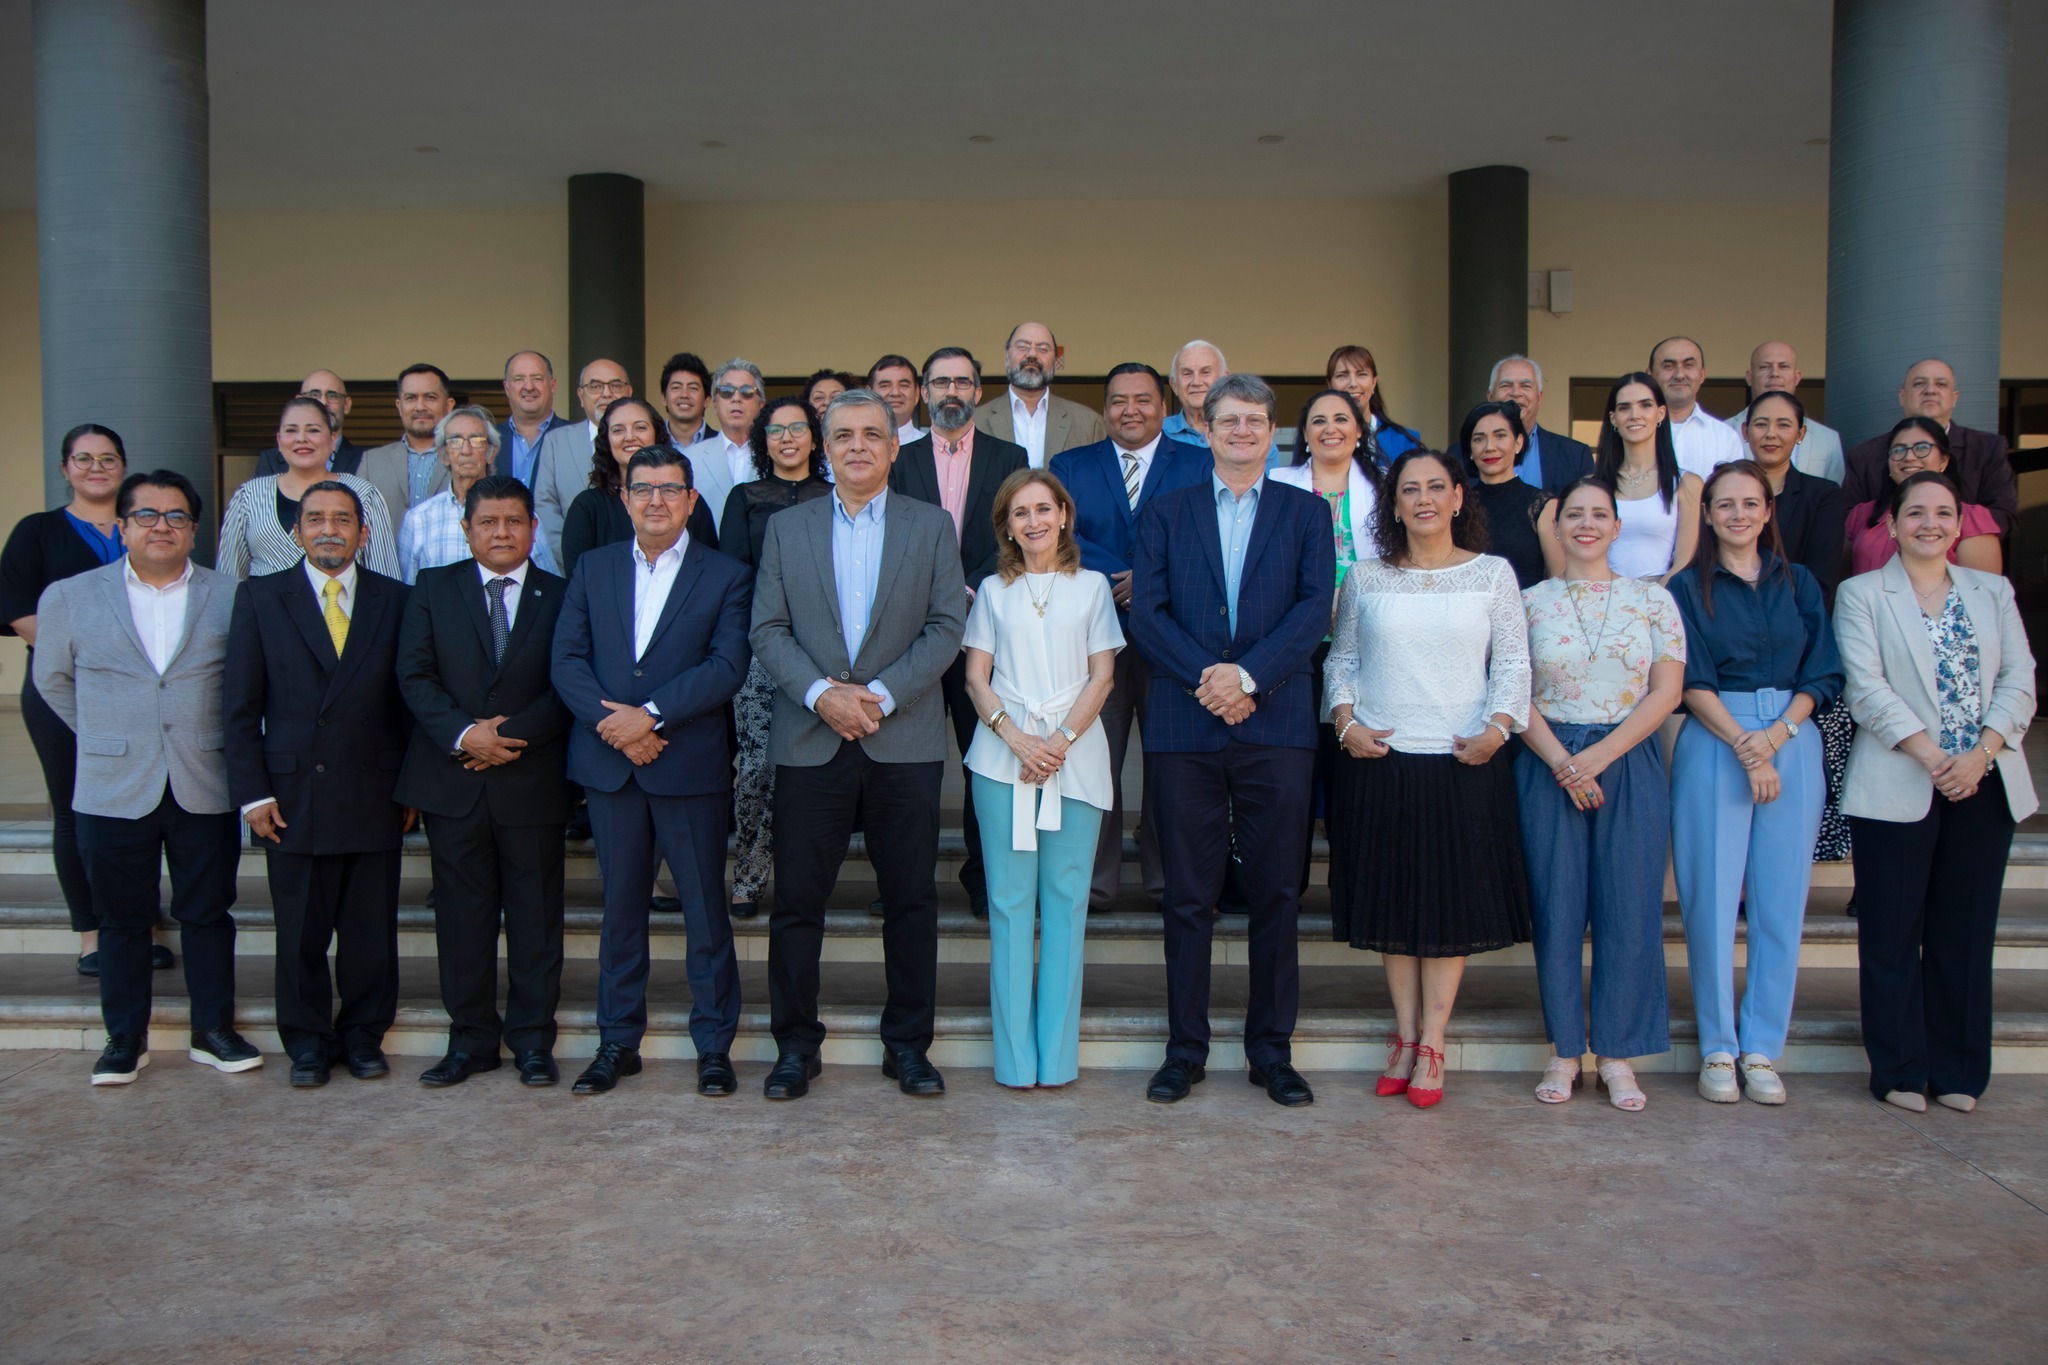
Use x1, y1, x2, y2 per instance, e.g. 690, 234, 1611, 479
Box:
931, 395, 973, 429
1005, 359, 1048, 391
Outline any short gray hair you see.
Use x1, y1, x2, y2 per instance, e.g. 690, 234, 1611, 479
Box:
713, 357, 765, 392
434, 404, 501, 458
1170, 338, 1227, 374
1488, 354, 1544, 392
1202, 372, 1276, 425
822, 388, 897, 441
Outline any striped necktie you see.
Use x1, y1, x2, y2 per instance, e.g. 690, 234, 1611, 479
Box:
486, 577, 510, 663
1122, 451, 1143, 509
321, 577, 348, 655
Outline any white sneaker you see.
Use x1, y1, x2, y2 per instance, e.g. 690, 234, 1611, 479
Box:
1740, 1053, 1787, 1105
1697, 1051, 1740, 1103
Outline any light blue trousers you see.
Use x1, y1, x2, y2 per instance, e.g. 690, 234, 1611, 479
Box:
1671, 689, 1823, 1059
971, 775, 1102, 1087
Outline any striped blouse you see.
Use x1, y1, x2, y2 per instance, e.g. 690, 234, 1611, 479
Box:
216, 473, 400, 580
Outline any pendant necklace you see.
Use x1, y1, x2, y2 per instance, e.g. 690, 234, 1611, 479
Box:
1026, 572, 1055, 619
1567, 579, 1614, 661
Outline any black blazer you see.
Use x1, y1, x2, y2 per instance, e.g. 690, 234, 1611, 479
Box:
1446, 425, 1595, 496
1844, 421, 2017, 535
223, 564, 412, 855
0, 509, 117, 631
393, 559, 572, 824
889, 431, 1027, 590
1772, 467, 1847, 608
255, 437, 372, 478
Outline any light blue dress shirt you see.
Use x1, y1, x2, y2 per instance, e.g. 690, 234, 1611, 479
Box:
506, 425, 547, 486
1213, 472, 1262, 636
802, 488, 897, 715
406, 443, 439, 505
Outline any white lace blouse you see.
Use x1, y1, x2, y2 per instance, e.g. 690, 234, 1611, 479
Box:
1321, 554, 1532, 755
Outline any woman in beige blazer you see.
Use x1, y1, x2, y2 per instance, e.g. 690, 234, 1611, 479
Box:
1834, 471, 2036, 1114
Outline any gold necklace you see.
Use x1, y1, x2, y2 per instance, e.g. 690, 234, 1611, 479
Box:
1025, 572, 1055, 618
1407, 547, 1458, 588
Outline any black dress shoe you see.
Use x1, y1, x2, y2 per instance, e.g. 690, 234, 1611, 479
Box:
1146, 1058, 1206, 1104
867, 897, 885, 918
762, 1051, 821, 1100
565, 808, 592, 840
419, 1051, 501, 1087
969, 893, 990, 920
651, 895, 683, 913
290, 1057, 332, 1088
572, 1041, 642, 1094
75, 951, 99, 977
1249, 1060, 1315, 1107
696, 1051, 738, 1096
151, 943, 176, 970
515, 1050, 559, 1086
345, 1049, 390, 1080
729, 899, 758, 920
881, 1047, 945, 1097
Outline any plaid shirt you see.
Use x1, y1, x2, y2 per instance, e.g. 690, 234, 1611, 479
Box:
396, 488, 560, 585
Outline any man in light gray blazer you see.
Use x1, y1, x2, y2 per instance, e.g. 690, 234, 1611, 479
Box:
748, 389, 966, 1101
34, 470, 261, 1086
532, 356, 633, 562
355, 362, 457, 533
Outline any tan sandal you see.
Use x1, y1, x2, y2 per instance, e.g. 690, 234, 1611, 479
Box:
1534, 1056, 1582, 1104
1596, 1058, 1646, 1112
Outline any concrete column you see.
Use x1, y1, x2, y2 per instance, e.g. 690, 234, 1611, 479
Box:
568, 174, 646, 396
1447, 165, 1528, 442
33, 0, 212, 536
1826, 0, 2010, 442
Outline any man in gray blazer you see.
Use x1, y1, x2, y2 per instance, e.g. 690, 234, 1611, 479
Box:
973, 321, 1107, 468
356, 362, 456, 534
33, 470, 260, 1086
748, 388, 966, 1100
532, 357, 634, 563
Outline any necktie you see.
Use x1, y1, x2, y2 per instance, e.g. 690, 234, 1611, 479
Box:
1122, 451, 1143, 509
321, 577, 348, 656
486, 577, 510, 663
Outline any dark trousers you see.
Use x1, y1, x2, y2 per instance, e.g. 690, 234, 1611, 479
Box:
23, 675, 95, 932
1849, 772, 2014, 1100
76, 789, 240, 1041
266, 847, 401, 1063
587, 780, 737, 1052
424, 806, 566, 1055
1299, 641, 1336, 898
770, 743, 941, 1055
1150, 741, 1313, 1067
1091, 644, 1165, 906
940, 653, 986, 905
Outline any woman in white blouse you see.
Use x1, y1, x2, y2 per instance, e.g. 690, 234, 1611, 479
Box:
1322, 449, 1533, 1109
218, 396, 399, 579
1517, 479, 1686, 1110
963, 469, 1122, 1089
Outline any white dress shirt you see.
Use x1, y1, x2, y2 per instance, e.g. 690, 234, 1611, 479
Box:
1010, 390, 1050, 469
123, 557, 192, 674
1669, 404, 1744, 482
631, 534, 688, 660
896, 420, 927, 446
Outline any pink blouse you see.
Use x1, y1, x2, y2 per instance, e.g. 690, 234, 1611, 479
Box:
1845, 500, 1999, 576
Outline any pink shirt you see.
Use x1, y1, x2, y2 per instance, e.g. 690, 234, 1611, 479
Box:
932, 427, 974, 542
1845, 499, 1999, 576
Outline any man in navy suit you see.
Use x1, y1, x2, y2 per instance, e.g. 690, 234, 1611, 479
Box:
1127, 373, 1334, 1108
551, 444, 753, 1097
496, 350, 569, 486
1049, 362, 1210, 910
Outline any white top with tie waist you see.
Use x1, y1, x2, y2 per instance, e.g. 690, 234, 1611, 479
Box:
961, 567, 1124, 848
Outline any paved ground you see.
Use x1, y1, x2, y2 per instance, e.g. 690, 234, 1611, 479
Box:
3, 1051, 2043, 1363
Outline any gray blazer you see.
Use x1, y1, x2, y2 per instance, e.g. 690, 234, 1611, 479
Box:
355, 440, 432, 532
31, 561, 238, 819
1835, 557, 2038, 823
532, 421, 596, 563
749, 492, 966, 767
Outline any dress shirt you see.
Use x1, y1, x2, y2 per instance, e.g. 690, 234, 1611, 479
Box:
65, 508, 124, 566
505, 425, 547, 486
405, 442, 440, 505
123, 557, 192, 674
1669, 404, 1744, 483
243, 560, 359, 816
1726, 407, 1846, 484
1666, 553, 1843, 707
630, 534, 688, 661
1517, 427, 1546, 491
896, 420, 927, 446
803, 489, 898, 717
396, 487, 560, 584
1213, 472, 1262, 637
694, 433, 755, 492
1010, 390, 1050, 469
931, 426, 975, 541
452, 559, 532, 753
666, 420, 712, 448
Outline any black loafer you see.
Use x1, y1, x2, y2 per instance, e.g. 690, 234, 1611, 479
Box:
1249, 1060, 1314, 1107
881, 1046, 945, 1097
515, 1050, 559, 1086
696, 1051, 738, 1096
650, 895, 682, 913
151, 943, 176, 971
290, 1057, 332, 1088
419, 1051, 501, 1088
345, 1049, 390, 1080
762, 1051, 821, 1100
572, 1041, 642, 1095
729, 900, 758, 920
1146, 1058, 1206, 1104
75, 951, 99, 978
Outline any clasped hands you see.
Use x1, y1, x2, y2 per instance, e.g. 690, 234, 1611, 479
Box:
815, 678, 887, 743
597, 700, 666, 766
1550, 744, 1609, 810
1195, 663, 1255, 726
1006, 723, 1070, 785
1731, 726, 1782, 805
459, 715, 529, 771
1922, 744, 1990, 804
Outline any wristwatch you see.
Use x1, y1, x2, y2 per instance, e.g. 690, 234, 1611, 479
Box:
1237, 666, 1257, 696
1778, 718, 1800, 739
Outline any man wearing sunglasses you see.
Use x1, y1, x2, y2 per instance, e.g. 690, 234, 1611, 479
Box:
533, 357, 635, 563
1842, 357, 2019, 535
685, 359, 769, 531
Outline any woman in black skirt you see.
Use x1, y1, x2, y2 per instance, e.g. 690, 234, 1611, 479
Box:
1322, 449, 1534, 1107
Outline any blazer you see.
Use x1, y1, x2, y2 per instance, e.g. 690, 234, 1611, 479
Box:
1049, 436, 1212, 593
255, 437, 372, 478
223, 564, 413, 854
550, 536, 752, 797
890, 430, 1027, 590
394, 559, 573, 824
532, 421, 597, 564
1771, 466, 1847, 607
356, 440, 437, 530
31, 562, 238, 819
0, 508, 120, 634
1127, 478, 1336, 753
748, 491, 967, 767
1446, 425, 1594, 497
1834, 558, 2037, 823
216, 473, 401, 580
973, 392, 1108, 464
1269, 460, 1379, 559
1843, 422, 2018, 535
495, 413, 570, 482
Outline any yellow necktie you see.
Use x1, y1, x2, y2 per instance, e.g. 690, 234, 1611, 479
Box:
322, 577, 349, 656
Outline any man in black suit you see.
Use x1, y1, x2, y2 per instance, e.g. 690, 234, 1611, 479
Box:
395, 476, 572, 1088
1446, 355, 1593, 495
256, 369, 372, 476
889, 347, 1026, 918
224, 482, 412, 1089
1841, 357, 2019, 535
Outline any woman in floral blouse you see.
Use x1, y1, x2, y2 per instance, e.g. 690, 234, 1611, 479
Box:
1516, 478, 1687, 1110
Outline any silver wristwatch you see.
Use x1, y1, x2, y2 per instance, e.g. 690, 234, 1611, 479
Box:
1237, 666, 1257, 696
1778, 718, 1800, 739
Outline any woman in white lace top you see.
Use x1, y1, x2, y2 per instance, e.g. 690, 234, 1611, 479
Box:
1321, 450, 1533, 1109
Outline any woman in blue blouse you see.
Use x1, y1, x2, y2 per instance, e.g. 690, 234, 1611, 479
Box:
1668, 460, 1843, 1106
1325, 345, 1421, 469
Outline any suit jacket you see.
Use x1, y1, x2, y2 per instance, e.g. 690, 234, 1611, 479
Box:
1050, 436, 1213, 600
973, 392, 1108, 464
31, 561, 238, 819
495, 413, 570, 482
394, 559, 573, 823
1843, 422, 2018, 535
223, 564, 412, 854
1127, 478, 1335, 753
356, 440, 438, 531
1772, 467, 1847, 606
550, 536, 752, 797
1835, 557, 2037, 823
256, 437, 371, 478
532, 421, 596, 564
748, 492, 966, 767
889, 430, 1027, 592
1446, 425, 1594, 496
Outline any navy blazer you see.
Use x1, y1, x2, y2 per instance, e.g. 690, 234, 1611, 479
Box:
550, 535, 752, 797
495, 413, 570, 483
1049, 435, 1212, 598
1126, 478, 1335, 753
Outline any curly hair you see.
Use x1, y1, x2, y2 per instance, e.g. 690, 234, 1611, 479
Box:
1372, 449, 1489, 564
589, 396, 666, 495
990, 469, 1082, 585
747, 398, 829, 482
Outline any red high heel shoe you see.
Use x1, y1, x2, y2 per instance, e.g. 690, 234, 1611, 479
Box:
1407, 1044, 1446, 1109
1376, 1033, 1417, 1097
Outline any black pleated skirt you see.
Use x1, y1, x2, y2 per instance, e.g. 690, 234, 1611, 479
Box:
1328, 747, 1533, 957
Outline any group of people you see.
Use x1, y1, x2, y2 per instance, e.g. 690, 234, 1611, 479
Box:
5, 323, 2029, 1117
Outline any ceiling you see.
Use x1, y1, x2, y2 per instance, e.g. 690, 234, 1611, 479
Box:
1, 0, 2043, 211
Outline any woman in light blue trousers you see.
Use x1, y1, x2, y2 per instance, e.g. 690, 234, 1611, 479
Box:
963, 470, 1122, 1088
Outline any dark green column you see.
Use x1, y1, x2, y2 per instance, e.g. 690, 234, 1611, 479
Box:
1447, 165, 1528, 442
568, 173, 646, 393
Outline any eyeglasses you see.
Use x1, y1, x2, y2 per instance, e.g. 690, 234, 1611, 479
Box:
67, 454, 123, 472
627, 482, 691, 501
1212, 415, 1272, 433
300, 388, 347, 403
581, 378, 632, 395
764, 423, 810, 439
124, 509, 193, 529
924, 377, 978, 393
713, 385, 762, 401
505, 373, 550, 387
1889, 441, 1939, 459
444, 434, 494, 450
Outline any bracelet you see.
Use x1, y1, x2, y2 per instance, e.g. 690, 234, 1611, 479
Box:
1488, 720, 1512, 743
1982, 742, 1996, 760
985, 709, 1007, 731
1336, 719, 1356, 744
